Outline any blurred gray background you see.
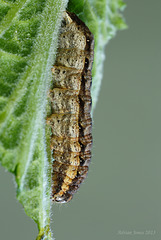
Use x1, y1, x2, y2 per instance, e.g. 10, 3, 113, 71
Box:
0, 0, 161, 239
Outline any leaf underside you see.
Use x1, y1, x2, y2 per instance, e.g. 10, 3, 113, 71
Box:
0, 0, 126, 239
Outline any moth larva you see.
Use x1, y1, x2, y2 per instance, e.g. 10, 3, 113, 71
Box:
47, 11, 94, 203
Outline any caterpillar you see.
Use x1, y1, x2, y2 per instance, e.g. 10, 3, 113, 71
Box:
47, 11, 94, 203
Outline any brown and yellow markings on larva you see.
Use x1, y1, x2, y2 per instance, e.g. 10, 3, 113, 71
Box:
47, 11, 94, 203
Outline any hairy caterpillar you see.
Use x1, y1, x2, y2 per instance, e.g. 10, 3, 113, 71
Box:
47, 11, 94, 203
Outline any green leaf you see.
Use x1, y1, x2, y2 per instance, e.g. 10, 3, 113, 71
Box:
0, 0, 68, 239
0, 0, 126, 239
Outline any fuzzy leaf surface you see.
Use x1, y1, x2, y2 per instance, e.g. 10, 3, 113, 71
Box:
0, 0, 126, 239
